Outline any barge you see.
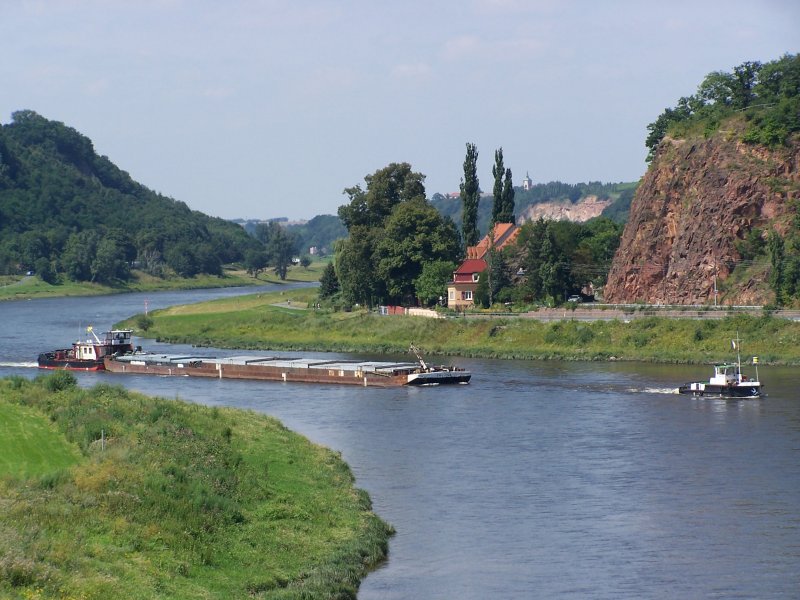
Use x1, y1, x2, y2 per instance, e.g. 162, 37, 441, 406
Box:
103, 348, 471, 387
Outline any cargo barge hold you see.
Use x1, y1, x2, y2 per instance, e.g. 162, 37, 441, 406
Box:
104, 349, 471, 387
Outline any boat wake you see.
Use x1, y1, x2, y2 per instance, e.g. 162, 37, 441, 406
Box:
628, 387, 681, 395
0, 361, 39, 369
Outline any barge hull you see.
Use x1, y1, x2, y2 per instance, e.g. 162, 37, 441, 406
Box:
104, 355, 470, 387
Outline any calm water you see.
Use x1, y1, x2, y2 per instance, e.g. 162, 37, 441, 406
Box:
2, 289, 799, 598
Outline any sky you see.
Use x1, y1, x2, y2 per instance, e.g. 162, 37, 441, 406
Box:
2, 1, 799, 221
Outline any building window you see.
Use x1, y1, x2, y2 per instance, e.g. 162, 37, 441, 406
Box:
448, 290, 454, 300
462, 291, 473, 300
472, 273, 480, 282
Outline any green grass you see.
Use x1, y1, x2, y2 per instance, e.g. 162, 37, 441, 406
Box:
0, 373, 392, 599
118, 291, 800, 364
0, 387, 82, 479
0, 261, 327, 302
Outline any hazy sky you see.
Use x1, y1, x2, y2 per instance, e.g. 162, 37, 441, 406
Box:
2, 1, 798, 221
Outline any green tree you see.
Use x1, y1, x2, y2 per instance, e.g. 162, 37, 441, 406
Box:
415, 260, 456, 306
91, 237, 129, 283
491, 148, 504, 224
460, 143, 480, 247
499, 168, 515, 224
61, 231, 98, 281
244, 248, 268, 277
265, 225, 297, 280
318, 262, 340, 299
336, 163, 430, 306
336, 226, 384, 306
375, 199, 461, 304
338, 163, 426, 229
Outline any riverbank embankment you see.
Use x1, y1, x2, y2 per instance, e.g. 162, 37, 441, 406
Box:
0, 372, 393, 599
116, 288, 800, 365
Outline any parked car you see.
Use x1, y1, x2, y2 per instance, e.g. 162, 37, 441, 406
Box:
567, 295, 582, 303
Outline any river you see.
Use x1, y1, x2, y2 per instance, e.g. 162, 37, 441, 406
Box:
1, 287, 799, 598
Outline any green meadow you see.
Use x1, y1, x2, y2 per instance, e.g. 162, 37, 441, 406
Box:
0, 372, 392, 599
118, 289, 800, 365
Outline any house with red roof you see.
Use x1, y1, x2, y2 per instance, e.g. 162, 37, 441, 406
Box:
447, 223, 520, 308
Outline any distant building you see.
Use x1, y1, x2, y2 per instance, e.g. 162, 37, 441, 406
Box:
521, 172, 533, 191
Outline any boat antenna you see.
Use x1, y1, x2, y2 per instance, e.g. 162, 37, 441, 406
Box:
409, 343, 428, 371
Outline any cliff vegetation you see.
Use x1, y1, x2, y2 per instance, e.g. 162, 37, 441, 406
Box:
606, 54, 800, 306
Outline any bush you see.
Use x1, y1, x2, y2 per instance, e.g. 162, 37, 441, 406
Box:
38, 370, 77, 391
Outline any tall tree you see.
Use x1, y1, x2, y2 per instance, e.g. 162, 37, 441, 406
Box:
491, 148, 504, 224
460, 143, 480, 247
499, 167, 515, 224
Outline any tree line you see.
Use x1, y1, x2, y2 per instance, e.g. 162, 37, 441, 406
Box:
0, 110, 260, 284
320, 147, 623, 309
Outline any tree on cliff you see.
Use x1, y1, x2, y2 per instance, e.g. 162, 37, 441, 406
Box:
645, 54, 800, 161
460, 143, 480, 247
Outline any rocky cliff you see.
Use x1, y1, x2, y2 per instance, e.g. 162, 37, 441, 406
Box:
604, 120, 800, 305
518, 195, 612, 224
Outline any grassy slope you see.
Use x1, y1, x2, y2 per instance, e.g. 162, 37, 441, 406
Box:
0, 263, 326, 302
0, 400, 82, 479
0, 374, 392, 599
119, 289, 800, 364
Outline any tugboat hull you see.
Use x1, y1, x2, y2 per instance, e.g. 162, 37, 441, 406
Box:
37, 352, 105, 371
678, 382, 762, 398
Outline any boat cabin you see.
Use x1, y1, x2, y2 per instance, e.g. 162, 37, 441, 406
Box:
710, 363, 742, 386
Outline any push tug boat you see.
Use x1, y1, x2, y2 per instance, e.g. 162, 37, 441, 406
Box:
102, 343, 471, 387
37, 328, 135, 371
677, 335, 762, 398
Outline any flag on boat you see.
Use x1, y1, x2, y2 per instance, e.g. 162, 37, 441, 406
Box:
731, 339, 737, 350
753, 356, 759, 364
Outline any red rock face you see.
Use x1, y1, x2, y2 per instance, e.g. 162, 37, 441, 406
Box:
604, 129, 799, 305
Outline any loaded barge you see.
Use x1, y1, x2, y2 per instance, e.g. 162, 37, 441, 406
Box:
104, 346, 470, 387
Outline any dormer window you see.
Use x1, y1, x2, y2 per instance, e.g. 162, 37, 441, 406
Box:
472, 273, 480, 282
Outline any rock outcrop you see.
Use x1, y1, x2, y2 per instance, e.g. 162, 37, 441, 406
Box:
518, 195, 612, 224
604, 122, 799, 305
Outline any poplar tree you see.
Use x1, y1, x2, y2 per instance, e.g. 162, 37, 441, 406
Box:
491, 148, 504, 224
500, 167, 515, 224
460, 143, 480, 247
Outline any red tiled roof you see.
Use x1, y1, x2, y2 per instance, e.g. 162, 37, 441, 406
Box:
455, 259, 487, 274
466, 223, 519, 260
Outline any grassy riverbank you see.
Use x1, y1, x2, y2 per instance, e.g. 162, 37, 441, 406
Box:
0, 263, 326, 302
117, 289, 800, 364
0, 373, 392, 599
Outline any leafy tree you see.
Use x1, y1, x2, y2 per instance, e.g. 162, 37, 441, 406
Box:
415, 260, 456, 306
91, 237, 129, 283
61, 230, 98, 281
338, 163, 426, 230
375, 199, 461, 303
264, 223, 297, 280
336, 226, 385, 306
164, 242, 199, 278
318, 262, 340, 299
299, 255, 311, 269
460, 143, 480, 247
244, 249, 268, 278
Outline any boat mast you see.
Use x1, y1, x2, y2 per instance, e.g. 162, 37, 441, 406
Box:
734, 330, 742, 380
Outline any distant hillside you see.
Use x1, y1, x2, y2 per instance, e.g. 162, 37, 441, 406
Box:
233, 215, 346, 256
0, 110, 259, 282
430, 180, 637, 235
605, 54, 800, 306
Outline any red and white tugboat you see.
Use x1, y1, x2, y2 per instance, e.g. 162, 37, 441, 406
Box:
38, 327, 134, 371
